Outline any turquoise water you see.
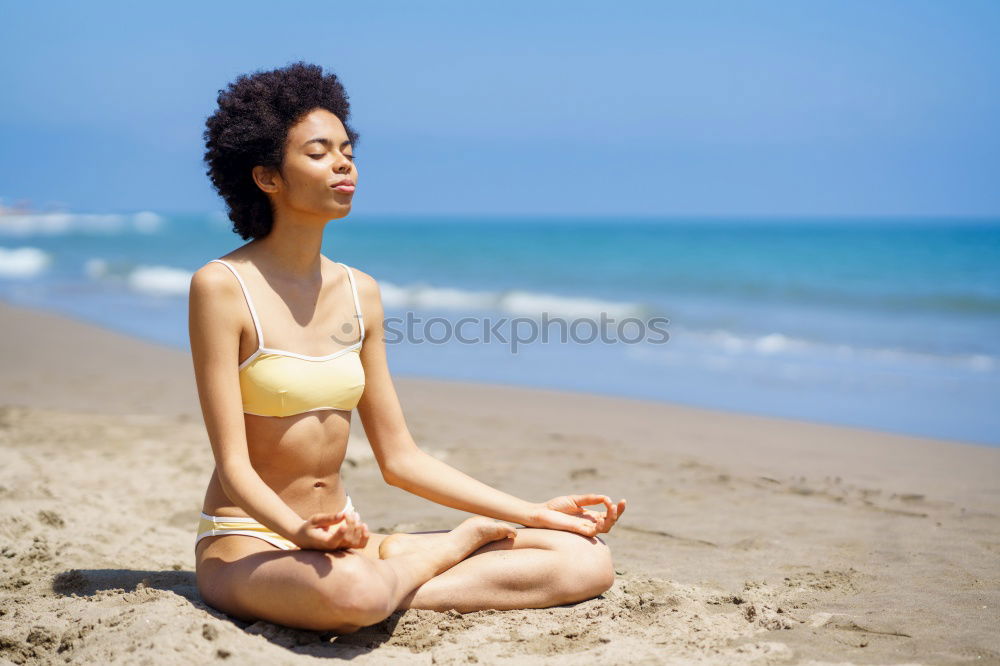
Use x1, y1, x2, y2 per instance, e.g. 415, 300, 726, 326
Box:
2, 212, 998, 445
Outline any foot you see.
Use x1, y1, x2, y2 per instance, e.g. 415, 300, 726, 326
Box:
443, 516, 519, 562
381, 517, 516, 564
379, 532, 448, 559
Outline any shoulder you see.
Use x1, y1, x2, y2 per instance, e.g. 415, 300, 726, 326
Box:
329, 260, 384, 319
189, 260, 242, 301
326, 258, 379, 298
348, 265, 379, 297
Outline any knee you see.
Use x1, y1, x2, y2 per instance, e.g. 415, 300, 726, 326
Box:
582, 536, 616, 596
315, 554, 395, 631
554, 533, 615, 601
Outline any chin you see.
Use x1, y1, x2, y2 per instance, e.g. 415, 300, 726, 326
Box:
326, 205, 352, 220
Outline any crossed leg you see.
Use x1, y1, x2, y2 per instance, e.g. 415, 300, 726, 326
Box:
358, 527, 616, 613
195, 517, 518, 633
195, 524, 615, 633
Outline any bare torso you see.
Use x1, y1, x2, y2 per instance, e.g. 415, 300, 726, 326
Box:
199, 411, 353, 519
195, 252, 363, 567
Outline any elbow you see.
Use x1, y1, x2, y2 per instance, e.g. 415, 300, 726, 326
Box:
380, 452, 419, 489
376, 444, 425, 489
217, 471, 239, 501
381, 465, 404, 489
217, 459, 251, 498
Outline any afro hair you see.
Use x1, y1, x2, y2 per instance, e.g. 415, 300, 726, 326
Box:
203, 61, 360, 240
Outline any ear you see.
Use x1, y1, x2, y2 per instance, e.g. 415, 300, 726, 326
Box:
252, 165, 282, 194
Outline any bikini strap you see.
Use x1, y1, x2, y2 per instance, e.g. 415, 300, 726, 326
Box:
338, 262, 365, 343
208, 259, 265, 350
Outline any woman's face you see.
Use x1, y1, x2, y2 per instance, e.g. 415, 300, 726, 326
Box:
258, 107, 358, 222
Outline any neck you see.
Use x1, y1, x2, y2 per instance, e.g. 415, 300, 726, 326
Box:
254, 214, 330, 279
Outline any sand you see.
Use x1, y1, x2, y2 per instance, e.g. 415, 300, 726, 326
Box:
0, 300, 998, 665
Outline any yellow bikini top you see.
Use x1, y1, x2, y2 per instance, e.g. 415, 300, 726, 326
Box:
209, 258, 365, 418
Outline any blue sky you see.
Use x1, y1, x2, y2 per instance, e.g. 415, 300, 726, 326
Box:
1, 1, 998, 217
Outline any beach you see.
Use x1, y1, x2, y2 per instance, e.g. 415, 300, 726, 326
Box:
1, 299, 998, 665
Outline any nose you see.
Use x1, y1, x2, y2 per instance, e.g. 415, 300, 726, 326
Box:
333, 152, 353, 172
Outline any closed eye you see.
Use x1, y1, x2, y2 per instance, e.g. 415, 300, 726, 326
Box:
309, 154, 356, 161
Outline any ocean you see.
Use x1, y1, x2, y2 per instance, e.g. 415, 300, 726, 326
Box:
1, 211, 998, 445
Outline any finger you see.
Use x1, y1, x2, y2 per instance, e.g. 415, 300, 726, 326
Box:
599, 500, 626, 534
337, 516, 355, 543
546, 510, 587, 533
350, 519, 363, 545
605, 499, 619, 523
588, 495, 614, 523
345, 521, 362, 548
598, 509, 617, 533
326, 516, 351, 534
590, 510, 615, 534
571, 512, 599, 535
572, 494, 611, 508
310, 511, 346, 526
581, 496, 614, 520
359, 523, 370, 547
321, 523, 344, 550
548, 496, 583, 516
581, 507, 610, 532
350, 517, 365, 543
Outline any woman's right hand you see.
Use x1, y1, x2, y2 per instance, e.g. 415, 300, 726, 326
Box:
293, 509, 370, 551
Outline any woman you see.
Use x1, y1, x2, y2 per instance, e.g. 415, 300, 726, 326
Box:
191, 62, 627, 634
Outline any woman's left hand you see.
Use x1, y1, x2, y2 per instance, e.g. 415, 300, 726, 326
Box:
526, 494, 627, 537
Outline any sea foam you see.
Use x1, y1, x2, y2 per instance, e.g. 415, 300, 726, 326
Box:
127, 265, 193, 296
0, 246, 51, 278
0, 211, 164, 236
379, 280, 646, 319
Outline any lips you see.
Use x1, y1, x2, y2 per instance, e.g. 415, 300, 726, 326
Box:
331, 180, 355, 193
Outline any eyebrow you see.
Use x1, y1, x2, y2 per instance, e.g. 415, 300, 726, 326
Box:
300, 137, 352, 150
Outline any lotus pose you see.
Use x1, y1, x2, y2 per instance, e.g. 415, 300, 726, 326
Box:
191, 62, 626, 634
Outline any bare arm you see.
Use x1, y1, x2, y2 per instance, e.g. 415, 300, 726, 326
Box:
189, 263, 365, 548
355, 270, 623, 534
